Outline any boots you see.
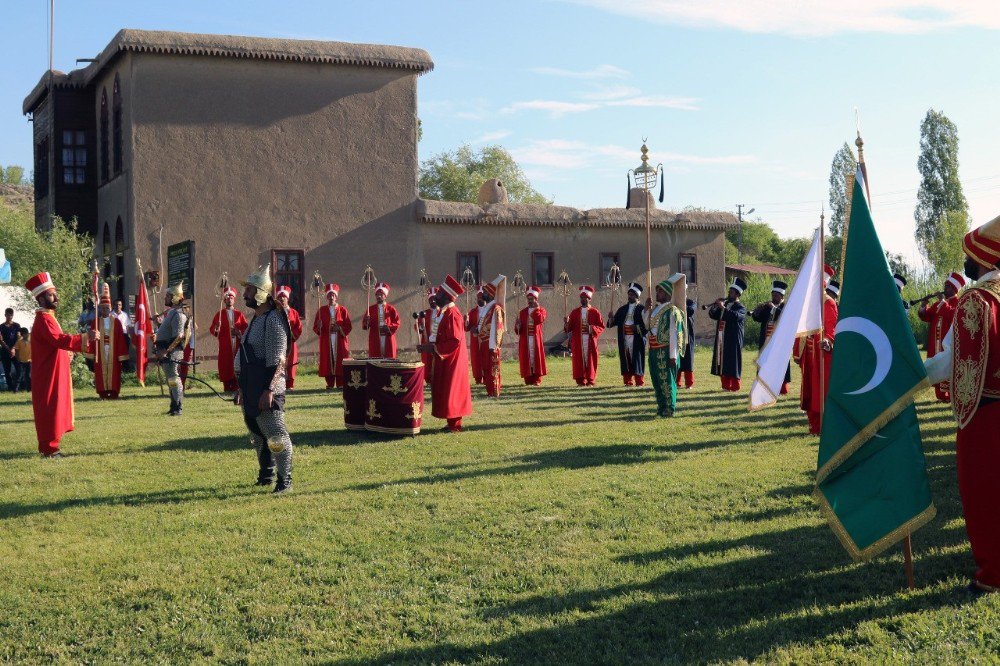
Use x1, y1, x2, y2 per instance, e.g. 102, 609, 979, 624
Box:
273, 474, 292, 494
166, 398, 178, 415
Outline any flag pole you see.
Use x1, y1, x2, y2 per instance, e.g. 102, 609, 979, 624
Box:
819, 211, 825, 437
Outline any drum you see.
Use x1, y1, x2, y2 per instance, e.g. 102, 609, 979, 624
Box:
342, 358, 368, 431
365, 359, 425, 435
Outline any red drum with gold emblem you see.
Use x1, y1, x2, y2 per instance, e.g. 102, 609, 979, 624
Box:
342, 358, 368, 431
365, 359, 425, 435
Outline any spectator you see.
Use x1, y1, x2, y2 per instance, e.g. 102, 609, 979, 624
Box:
112, 299, 133, 372
13, 327, 31, 392
0, 308, 20, 392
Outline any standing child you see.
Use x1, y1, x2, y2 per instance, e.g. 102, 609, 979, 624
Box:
13, 327, 31, 392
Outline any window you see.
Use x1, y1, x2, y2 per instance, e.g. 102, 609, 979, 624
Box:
112, 74, 123, 176
114, 217, 126, 300
272, 250, 305, 313
532, 252, 554, 287
35, 137, 49, 199
599, 252, 620, 286
679, 253, 698, 285
457, 252, 481, 286
61, 130, 86, 185
100, 88, 109, 183
102, 223, 112, 258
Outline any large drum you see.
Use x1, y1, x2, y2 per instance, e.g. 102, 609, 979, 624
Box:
342, 358, 368, 431
365, 359, 425, 435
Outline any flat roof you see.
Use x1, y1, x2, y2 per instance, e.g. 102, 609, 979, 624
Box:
25, 29, 434, 114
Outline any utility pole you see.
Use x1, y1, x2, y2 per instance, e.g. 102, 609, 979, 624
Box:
736, 204, 755, 265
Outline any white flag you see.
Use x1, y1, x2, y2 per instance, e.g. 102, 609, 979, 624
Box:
749, 228, 824, 410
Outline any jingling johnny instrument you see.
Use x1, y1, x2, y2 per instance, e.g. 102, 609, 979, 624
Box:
512, 271, 525, 334
460, 266, 477, 311
557, 270, 573, 327
605, 263, 622, 317
361, 265, 377, 314
311, 270, 324, 312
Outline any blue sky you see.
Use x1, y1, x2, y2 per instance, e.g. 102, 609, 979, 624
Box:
3, 0, 999, 266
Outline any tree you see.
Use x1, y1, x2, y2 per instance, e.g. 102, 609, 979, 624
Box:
827, 143, 857, 236
915, 109, 968, 272
1, 165, 26, 185
418, 145, 552, 204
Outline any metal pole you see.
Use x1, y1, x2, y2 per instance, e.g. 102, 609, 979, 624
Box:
49, 0, 54, 72
645, 189, 652, 295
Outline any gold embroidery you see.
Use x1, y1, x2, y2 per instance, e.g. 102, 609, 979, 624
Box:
382, 374, 407, 395
953, 357, 980, 415
347, 370, 367, 389
961, 297, 982, 337
952, 290, 991, 429
366, 399, 382, 421
406, 402, 423, 421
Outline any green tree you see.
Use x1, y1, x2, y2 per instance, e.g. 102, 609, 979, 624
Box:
827, 142, 857, 236
923, 208, 969, 275
724, 220, 782, 264
418, 145, 552, 204
915, 109, 968, 272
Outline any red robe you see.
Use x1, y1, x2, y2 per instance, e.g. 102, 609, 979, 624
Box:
30, 309, 83, 454
85, 315, 129, 398
210, 307, 248, 390
467, 306, 483, 384
313, 304, 352, 386
478, 303, 505, 397
794, 295, 838, 434
564, 306, 605, 384
430, 304, 473, 420
949, 281, 1000, 590
918, 296, 958, 401
516, 306, 547, 382
286, 307, 303, 389
363, 303, 400, 358
417, 307, 438, 383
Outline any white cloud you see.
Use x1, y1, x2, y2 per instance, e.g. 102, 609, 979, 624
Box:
511, 139, 756, 174
472, 130, 513, 144
530, 64, 630, 79
580, 85, 643, 101
606, 95, 701, 111
502, 94, 700, 117
567, 0, 1000, 37
501, 100, 601, 117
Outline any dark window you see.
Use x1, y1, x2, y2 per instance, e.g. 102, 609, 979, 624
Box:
61, 130, 86, 185
100, 88, 109, 183
272, 250, 305, 314
114, 217, 126, 301
599, 252, 620, 286
532, 252, 554, 287
457, 252, 481, 286
115, 216, 126, 249
35, 137, 49, 199
102, 222, 112, 257
679, 253, 698, 285
112, 74, 123, 175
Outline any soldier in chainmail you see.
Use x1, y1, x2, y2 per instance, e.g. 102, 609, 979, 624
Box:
154, 281, 190, 416
235, 265, 294, 493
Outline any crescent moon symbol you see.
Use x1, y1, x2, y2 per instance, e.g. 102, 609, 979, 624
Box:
834, 317, 893, 395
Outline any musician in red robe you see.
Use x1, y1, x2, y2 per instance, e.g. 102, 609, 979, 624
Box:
478, 275, 506, 397
313, 283, 352, 389
362, 282, 400, 358
925, 215, 1000, 595
794, 267, 838, 435
416, 290, 439, 385
276, 286, 303, 390
85, 284, 130, 399
917, 271, 965, 402
209, 287, 248, 392
515, 285, 547, 385
26, 272, 93, 457
465, 287, 485, 385
419, 275, 472, 432
563, 285, 605, 386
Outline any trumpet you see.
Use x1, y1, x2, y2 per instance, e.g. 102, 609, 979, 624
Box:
908, 291, 944, 307
701, 298, 732, 311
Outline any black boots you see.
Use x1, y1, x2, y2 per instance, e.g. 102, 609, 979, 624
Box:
273, 475, 292, 494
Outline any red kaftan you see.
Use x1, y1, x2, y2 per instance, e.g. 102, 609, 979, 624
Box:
286, 307, 303, 388
918, 296, 958, 401
85, 316, 129, 398
794, 294, 838, 434
516, 306, 547, 383
467, 306, 483, 384
210, 307, 248, 391
417, 308, 438, 384
564, 306, 605, 384
430, 304, 473, 420
363, 303, 400, 358
30, 310, 83, 454
313, 304, 352, 387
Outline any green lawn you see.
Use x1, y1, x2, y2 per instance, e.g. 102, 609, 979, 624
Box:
0, 351, 996, 664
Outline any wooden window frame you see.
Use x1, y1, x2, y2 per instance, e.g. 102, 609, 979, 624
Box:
599, 252, 621, 286
60, 129, 87, 185
271, 249, 306, 315
679, 252, 698, 285
456, 251, 481, 286
532, 252, 555, 288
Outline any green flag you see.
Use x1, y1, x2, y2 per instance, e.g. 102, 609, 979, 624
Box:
815, 167, 934, 561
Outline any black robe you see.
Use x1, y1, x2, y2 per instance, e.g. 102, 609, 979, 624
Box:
608, 302, 648, 375
751, 301, 791, 385
679, 299, 695, 373
708, 300, 746, 378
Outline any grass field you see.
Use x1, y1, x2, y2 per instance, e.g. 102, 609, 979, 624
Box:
0, 350, 997, 664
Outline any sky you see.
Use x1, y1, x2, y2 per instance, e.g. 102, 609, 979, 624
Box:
2, 0, 999, 267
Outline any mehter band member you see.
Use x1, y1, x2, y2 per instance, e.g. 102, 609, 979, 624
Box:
925, 214, 1000, 595
276, 286, 303, 390
416, 289, 440, 385
608, 282, 648, 386
750, 280, 791, 395
478, 275, 506, 397
564, 285, 605, 386
363, 282, 400, 358
210, 287, 248, 392
678, 298, 696, 389
85, 282, 129, 399
466, 286, 486, 385
917, 271, 965, 402
646, 274, 688, 417
313, 283, 351, 389
515, 285, 547, 385
26, 272, 93, 457
235, 265, 294, 494
155, 281, 190, 415
708, 277, 747, 391
419, 275, 473, 432
794, 265, 838, 434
